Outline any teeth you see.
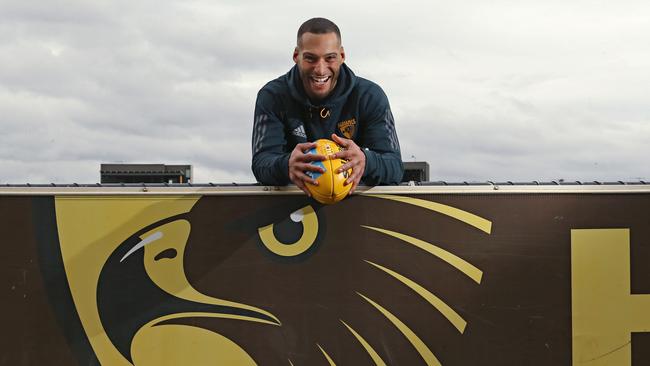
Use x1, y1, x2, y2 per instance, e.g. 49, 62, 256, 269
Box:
312, 76, 329, 83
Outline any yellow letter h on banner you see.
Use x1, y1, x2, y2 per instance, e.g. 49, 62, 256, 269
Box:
572, 229, 650, 366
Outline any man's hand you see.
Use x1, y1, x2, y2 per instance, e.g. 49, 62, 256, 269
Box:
289, 142, 327, 196
330, 134, 366, 194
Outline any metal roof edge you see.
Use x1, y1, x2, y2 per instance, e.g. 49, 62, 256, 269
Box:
1, 183, 650, 195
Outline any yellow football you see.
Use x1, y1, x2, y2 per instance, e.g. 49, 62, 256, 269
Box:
305, 139, 352, 204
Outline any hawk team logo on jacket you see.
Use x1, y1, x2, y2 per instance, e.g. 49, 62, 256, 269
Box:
337, 118, 357, 139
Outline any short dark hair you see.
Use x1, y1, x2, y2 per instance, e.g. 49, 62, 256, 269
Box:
297, 18, 341, 46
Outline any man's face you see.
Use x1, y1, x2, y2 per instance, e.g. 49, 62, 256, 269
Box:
293, 32, 345, 102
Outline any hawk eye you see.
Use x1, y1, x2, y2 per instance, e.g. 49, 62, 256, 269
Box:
257, 205, 319, 257
154, 248, 178, 261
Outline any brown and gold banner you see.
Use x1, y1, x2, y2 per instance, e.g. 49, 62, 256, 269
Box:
1, 192, 649, 365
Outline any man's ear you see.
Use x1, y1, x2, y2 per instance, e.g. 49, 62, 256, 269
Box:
340, 46, 346, 62
293, 47, 299, 63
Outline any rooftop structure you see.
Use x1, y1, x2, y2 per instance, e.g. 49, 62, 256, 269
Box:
100, 164, 192, 184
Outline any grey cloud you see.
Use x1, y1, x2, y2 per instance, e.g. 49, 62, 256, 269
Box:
1, 0, 648, 184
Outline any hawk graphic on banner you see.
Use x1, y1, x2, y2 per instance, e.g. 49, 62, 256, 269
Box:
45, 195, 491, 365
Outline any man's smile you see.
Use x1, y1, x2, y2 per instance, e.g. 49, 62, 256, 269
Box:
309, 75, 332, 90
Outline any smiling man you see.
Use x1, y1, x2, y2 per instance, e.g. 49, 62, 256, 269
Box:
252, 17, 403, 196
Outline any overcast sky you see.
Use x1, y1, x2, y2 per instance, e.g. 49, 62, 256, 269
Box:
1, 0, 648, 184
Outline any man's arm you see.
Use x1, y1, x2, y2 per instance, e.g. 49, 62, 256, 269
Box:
251, 90, 326, 189
251, 90, 292, 185
357, 86, 404, 185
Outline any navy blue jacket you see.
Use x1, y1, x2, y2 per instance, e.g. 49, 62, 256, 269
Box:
251, 63, 403, 185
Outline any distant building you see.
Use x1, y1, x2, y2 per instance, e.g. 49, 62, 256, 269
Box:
100, 164, 192, 184
402, 161, 430, 183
